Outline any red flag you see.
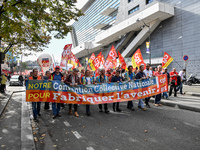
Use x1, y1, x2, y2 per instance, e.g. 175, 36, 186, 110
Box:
88, 53, 96, 64
131, 49, 146, 69
79, 62, 82, 67
60, 44, 72, 67
104, 45, 118, 71
68, 52, 79, 68
118, 51, 127, 70
162, 52, 174, 68
90, 52, 102, 71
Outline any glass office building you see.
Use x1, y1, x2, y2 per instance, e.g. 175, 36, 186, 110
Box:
72, 0, 120, 47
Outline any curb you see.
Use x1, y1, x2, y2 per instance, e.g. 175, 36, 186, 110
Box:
149, 98, 200, 113
185, 92, 200, 97
0, 92, 14, 117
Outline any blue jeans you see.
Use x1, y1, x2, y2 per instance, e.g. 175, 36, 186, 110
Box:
86, 105, 90, 113
52, 103, 61, 115
32, 102, 41, 119
177, 82, 183, 94
127, 101, 134, 108
162, 92, 168, 98
155, 94, 161, 104
138, 99, 144, 108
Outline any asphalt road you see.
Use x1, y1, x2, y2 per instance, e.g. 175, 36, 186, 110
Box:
33, 100, 200, 150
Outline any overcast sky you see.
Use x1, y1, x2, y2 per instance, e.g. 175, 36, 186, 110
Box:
23, 0, 89, 63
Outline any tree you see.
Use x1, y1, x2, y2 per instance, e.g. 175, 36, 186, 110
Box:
0, 0, 83, 55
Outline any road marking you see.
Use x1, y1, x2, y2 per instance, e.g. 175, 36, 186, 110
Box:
72, 131, 82, 139
64, 121, 71, 127
86, 147, 95, 150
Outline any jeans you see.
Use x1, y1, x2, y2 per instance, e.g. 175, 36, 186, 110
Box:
99, 104, 108, 111
32, 102, 41, 119
155, 94, 161, 104
69, 104, 78, 112
44, 102, 49, 110
176, 82, 183, 94
138, 99, 144, 108
86, 105, 90, 113
162, 92, 168, 98
145, 97, 150, 105
127, 101, 133, 108
169, 85, 177, 97
52, 103, 61, 115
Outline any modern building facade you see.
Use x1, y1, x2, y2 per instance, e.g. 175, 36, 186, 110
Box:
71, 0, 200, 76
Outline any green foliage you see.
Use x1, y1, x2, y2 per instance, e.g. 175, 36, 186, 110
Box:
0, 0, 83, 56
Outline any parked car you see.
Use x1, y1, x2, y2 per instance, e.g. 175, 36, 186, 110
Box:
9, 75, 20, 86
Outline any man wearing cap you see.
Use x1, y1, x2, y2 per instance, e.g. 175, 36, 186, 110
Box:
135, 64, 147, 111
96, 68, 110, 113
124, 65, 135, 111
143, 63, 153, 108
28, 68, 42, 122
50, 66, 64, 119
65, 68, 80, 117
162, 68, 170, 99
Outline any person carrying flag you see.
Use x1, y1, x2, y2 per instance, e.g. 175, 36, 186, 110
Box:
82, 70, 94, 116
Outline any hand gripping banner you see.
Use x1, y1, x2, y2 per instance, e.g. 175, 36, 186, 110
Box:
26, 75, 168, 104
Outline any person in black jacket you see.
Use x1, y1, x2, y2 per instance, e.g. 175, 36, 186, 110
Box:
18, 74, 24, 86
111, 70, 123, 112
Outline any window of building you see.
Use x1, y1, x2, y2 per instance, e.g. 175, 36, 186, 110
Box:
128, 0, 133, 3
146, 0, 153, 5
128, 5, 139, 15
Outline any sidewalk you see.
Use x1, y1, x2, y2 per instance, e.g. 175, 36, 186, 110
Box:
149, 94, 200, 113
182, 84, 200, 97
0, 91, 13, 117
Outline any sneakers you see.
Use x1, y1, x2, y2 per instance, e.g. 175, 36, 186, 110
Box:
154, 104, 159, 107
142, 108, 146, 111
158, 104, 162, 106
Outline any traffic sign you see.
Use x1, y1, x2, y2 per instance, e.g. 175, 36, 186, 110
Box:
183, 55, 189, 61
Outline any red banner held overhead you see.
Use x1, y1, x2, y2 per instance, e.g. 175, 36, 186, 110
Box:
90, 52, 102, 71
60, 44, 72, 67
131, 49, 146, 69
162, 52, 174, 68
68, 52, 79, 68
118, 51, 127, 70
104, 45, 118, 71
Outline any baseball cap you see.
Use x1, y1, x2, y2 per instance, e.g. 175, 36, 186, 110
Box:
55, 66, 60, 69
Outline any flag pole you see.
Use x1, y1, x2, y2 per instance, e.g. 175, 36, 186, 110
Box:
52, 54, 56, 70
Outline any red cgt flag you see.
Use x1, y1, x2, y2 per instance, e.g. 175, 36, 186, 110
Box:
60, 44, 72, 67
131, 48, 146, 69
104, 45, 118, 71
118, 51, 127, 70
162, 52, 174, 68
88, 53, 96, 64
90, 52, 102, 71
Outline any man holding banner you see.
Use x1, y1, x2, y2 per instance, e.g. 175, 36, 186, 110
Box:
65, 68, 80, 117
124, 65, 135, 111
29, 68, 42, 122
50, 66, 64, 119
135, 64, 147, 111
96, 68, 110, 113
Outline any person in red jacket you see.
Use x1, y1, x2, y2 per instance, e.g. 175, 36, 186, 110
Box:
169, 68, 178, 97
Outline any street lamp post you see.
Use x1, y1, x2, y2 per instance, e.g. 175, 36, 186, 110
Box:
137, 18, 151, 65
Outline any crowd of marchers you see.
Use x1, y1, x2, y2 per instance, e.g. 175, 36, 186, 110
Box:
26, 64, 186, 122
